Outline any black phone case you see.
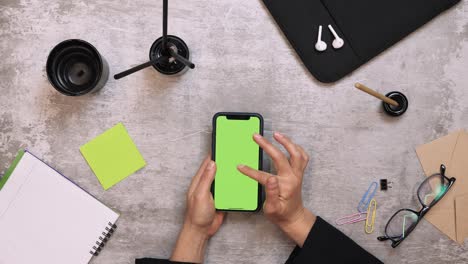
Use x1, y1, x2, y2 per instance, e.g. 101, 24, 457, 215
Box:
211, 112, 264, 212
262, 0, 461, 83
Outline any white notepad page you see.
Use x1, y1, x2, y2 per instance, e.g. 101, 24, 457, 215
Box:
0, 152, 120, 264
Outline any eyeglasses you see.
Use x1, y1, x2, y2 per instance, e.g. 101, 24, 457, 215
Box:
377, 164, 456, 248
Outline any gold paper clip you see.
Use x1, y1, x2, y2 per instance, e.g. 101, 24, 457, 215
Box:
365, 199, 377, 234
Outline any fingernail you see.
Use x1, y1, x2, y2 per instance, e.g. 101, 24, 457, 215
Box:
274, 132, 283, 138
253, 133, 262, 139
207, 161, 215, 169
237, 164, 245, 169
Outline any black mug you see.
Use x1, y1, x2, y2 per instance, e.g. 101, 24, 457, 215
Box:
46, 39, 109, 96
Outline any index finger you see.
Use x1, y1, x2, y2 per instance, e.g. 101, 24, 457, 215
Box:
237, 164, 273, 185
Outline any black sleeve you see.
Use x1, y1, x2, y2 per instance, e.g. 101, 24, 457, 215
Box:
136, 217, 381, 264
135, 258, 195, 264
285, 216, 383, 264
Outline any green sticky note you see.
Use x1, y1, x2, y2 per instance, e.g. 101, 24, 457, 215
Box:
80, 123, 146, 190
0, 150, 25, 190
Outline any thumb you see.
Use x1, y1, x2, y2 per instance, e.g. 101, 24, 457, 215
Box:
263, 176, 280, 214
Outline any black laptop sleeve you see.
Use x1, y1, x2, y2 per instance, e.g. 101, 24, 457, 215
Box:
262, 0, 461, 83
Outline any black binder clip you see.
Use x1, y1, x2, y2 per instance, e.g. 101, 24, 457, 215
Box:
380, 179, 393, 191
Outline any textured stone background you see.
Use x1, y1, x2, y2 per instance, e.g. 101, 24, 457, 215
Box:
1, 0, 468, 263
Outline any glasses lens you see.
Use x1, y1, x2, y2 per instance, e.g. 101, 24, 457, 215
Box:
386, 210, 419, 240
418, 174, 450, 207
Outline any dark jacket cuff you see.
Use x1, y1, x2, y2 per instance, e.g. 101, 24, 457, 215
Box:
285, 216, 383, 264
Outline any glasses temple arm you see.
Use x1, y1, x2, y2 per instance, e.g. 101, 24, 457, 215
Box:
440, 164, 446, 176
377, 236, 389, 241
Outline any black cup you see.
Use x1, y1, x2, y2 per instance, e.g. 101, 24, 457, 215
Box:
46, 39, 109, 96
383, 91, 408, 116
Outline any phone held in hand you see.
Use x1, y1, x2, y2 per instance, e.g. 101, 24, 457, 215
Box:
211, 112, 263, 212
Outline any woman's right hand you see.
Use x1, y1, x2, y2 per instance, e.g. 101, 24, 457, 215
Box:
237, 132, 316, 247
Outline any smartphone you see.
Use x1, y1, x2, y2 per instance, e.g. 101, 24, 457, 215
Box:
212, 112, 263, 212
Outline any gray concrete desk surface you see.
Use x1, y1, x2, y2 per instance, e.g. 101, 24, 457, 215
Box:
1, 0, 468, 263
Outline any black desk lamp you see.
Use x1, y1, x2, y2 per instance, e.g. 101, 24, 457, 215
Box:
114, 0, 195, 79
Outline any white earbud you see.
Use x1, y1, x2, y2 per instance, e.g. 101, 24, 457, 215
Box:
315, 25, 327, 52
328, 25, 344, 49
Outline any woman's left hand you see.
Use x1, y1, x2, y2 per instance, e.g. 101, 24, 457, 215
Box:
170, 156, 225, 263
184, 156, 225, 237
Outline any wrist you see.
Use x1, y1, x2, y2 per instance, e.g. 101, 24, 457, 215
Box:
181, 221, 210, 241
277, 208, 316, 247
170, 222, 209, 263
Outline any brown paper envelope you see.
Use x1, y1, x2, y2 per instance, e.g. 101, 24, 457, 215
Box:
455, 193, 468, 244
415, 130, 463, 242
449, 132, 468, 243
416, 130, 461, 176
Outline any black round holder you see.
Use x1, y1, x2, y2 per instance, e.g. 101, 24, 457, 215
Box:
383, 91, 408, 116
46, 39, 109, 96
149, 35, 190, 75
113, 1, 194, 80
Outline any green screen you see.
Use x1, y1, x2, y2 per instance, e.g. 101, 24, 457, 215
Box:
214, 115, 260, 211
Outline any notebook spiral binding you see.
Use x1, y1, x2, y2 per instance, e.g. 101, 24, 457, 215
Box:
89, 222, 117, 256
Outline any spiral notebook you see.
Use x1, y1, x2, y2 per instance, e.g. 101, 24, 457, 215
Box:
0, 150, 120, 264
